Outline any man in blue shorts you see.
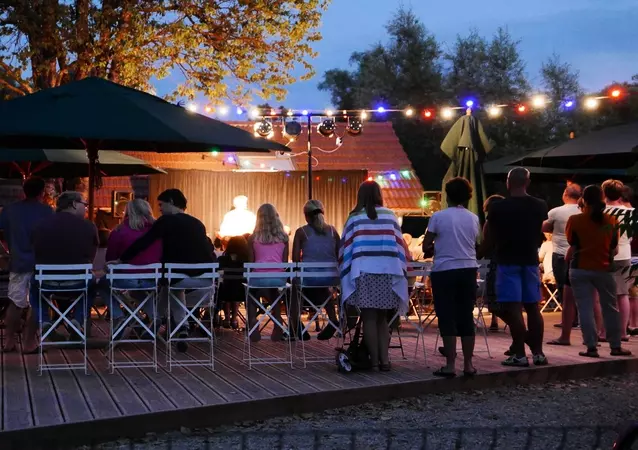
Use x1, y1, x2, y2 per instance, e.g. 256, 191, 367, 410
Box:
483, 167, 548, 367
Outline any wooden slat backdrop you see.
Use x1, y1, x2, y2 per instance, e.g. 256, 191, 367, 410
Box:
148, 170, 367, 236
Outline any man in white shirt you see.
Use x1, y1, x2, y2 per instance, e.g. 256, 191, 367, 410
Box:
603, 179, 633, 341
543, 183, 581, 345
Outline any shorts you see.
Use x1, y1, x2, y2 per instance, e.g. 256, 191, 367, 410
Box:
495, 265, 541, 303
8, 272, 33, 308
431, 268, 477, 337
613, 260, 632, 296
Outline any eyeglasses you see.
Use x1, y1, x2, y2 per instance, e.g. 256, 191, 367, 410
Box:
75, 200, 88, 206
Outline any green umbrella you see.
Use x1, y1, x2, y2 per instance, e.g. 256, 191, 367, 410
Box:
440, 112, 493, 222
0, 77, 290, 218
0, 149, 165, 179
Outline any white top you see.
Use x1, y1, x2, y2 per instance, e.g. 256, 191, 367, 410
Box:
427, 206, 480, 272
539, 241, 554, 282
605, 205, 634, 261
219, 208, 256, 238
546, 203, 580, 256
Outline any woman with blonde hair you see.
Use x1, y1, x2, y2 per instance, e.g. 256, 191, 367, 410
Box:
247, 203, 289, 341
291, 199, 340, 340
102, 198, 162, 337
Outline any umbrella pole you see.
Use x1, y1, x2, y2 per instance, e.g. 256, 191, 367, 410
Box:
307, 114, 312, 200
87, 143, 98, 222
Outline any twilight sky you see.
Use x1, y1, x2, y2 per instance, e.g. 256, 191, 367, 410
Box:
156, 0, 638, 114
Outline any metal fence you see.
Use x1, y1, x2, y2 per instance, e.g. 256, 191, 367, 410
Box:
59, 425, 634, 450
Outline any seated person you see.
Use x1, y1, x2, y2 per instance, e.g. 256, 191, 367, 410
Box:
291, 200, 340, 340
27, 191, 98, 352
113, 189, 215, 352
539, 233, 555, 285
217, 236, 249, 329
101, 199, 162, 338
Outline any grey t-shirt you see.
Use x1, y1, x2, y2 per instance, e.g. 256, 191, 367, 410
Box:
547, 203, 580, 256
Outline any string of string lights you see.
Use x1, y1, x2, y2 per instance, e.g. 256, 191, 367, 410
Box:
185, 86, 632, 123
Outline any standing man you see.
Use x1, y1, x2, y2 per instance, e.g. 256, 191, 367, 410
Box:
0, 178, 53, 352
483, 168, 548, 367
544, 183, 582, 346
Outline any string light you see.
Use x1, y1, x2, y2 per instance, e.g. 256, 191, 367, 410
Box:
488, 106, 502, 118
286, 110, 293, 117
218, 106, 229, 116
584, 97, 600, 110
326, 109, 334, 117
186, 103, 197, 112
517, 105, 527, 114
377, 106, 386, 113
405, 108, 414, 117
390, 173, 397, 181
423, 109, 433, 119
249, 108, 260, 119
441, 108, 454, 120
531, 95, 547, 109
227, 156, 235, 163
401, 170, 410, 178
465, 100, 475, 108
204, 105, 212, 113
236, 107, 243, 115
302, 109, 309, 116
360, 110, 369, 120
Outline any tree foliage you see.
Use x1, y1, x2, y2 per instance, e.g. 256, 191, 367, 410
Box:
318, 8, 638, 191
0, 0, 330, 102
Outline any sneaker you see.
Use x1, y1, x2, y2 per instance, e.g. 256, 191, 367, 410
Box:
176, 327, 190, 352
533, 354, 549, 366
502, 355, 529, 367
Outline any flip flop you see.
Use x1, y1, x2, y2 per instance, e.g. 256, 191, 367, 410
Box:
579, 349, 600, 358
433, 368, 456, 378
547, 339, 571, 346
463, 368, 478, 377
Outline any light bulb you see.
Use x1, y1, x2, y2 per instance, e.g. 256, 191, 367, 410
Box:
584, 97, 599, 110
405, 108, 414, 117
441, 108, 454, 120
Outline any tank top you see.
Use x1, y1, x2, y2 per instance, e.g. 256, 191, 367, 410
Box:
252, 240, 286, 271
301, 226, 337, 263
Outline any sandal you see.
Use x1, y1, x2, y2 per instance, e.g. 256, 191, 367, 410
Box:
463, 368, 477, 377
379, 363, 392, 372
579, 349, 600, 358
433, 367, 456, 378
610, 348, 632, 357
547, 339, 571, 346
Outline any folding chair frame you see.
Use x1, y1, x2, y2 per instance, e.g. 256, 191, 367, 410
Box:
165, 263, 219, 371
296, 262, 341, 367
243, 263, 294, 369
106, 263, 162, 373
35, 264, 93, 374
541, 282, 562, 313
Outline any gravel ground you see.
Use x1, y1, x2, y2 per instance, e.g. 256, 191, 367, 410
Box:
80, 374, 638, 450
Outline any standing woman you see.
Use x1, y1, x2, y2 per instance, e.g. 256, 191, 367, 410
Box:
339, 181, 409, 371
566, 185, 631, 358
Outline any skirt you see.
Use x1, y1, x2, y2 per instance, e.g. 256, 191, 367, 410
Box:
346, 273, 400, 310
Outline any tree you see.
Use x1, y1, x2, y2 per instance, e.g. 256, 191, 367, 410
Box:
0, 0, 330, 102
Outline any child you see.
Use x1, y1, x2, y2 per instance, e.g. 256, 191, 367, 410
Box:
482, 195, 504, 331
217, 236, 250, 329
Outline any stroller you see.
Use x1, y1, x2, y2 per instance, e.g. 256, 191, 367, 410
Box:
335, 306, 372, 373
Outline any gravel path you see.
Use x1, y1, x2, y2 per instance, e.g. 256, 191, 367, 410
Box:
81, 374, 638, 450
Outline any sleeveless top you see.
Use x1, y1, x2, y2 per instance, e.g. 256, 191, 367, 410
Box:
252, 240, 286, 272
300, 225, 337, 263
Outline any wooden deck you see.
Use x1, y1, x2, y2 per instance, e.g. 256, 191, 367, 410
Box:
1, 312, 637, 448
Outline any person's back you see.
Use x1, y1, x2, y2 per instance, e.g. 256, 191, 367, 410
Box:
33, 212, 98, 265
428, 207, 479, 272
566, 211, 618, 272
0, 199, 53, 272
489, 195, 548, 266
548, 203, 581, 256
106, 220, 162, 266
299, 225, 338, 263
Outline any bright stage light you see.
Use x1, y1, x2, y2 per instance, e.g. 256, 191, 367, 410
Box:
377, 106, 386, 113
317, 119, 336, 137
347, 117, 363, 136
302, 109, 309, 116
253, 121, 274, 139
284, 120, 302, 138
584, 97, 599, 110
465, 100, 474, 108
404, 108, 414, 117
563, 100, 574, 109
390, 173, 397, 181
488, 106, 502, 118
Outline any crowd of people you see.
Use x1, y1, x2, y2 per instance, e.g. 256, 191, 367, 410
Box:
0, 170, 636, 376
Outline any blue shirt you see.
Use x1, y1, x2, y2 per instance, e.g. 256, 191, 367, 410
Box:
0, 200, 53, 272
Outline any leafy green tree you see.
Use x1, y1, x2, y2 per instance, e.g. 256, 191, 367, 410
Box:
0, 0, 330, 102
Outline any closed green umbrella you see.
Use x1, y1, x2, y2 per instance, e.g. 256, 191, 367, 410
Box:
0, 149, 165, 179
0, 77, 290, 218
440, 112, 493, 222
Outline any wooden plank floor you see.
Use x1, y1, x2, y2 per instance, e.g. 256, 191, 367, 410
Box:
1, 311, 637, 443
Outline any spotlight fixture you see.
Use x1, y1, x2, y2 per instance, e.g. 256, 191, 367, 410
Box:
346, 117, 363, 136
317, 119, 336, 137
253, 120, 274, 139
284, 120, 302, 138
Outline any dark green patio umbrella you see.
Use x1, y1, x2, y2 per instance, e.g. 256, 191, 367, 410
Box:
0, 77, 290, 218
0, 149, 165, 179
440, 111, 493, 222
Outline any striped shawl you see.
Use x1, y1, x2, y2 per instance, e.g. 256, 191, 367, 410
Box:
339, 207, 409, 314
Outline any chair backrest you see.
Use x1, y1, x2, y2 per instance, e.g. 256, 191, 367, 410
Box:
164, 263, 220, 282
35, 264, 93, 283
106, 263, 163, 281
406, 261, 431, 278
296, 262, 340, 286
477, 259, 490, 280
244, 263, 295, 285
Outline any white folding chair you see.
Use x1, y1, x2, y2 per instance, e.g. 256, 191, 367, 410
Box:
165, 263, 219, 371
34, 264, 93, 374
296, 262, 341, 367
541, 281, 562, 313
243, 263, 295, 369
106, 263, 162, 373
389, 261, 432, 363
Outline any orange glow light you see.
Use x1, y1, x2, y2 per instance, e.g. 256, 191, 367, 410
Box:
517, 105, 527, 113
611, 88, 622, 98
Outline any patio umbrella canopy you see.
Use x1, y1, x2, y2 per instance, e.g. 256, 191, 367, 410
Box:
0, 149, 165, 179
512, 122, 638, 169
0, 77, 290, 218
440, 111, 493, 223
